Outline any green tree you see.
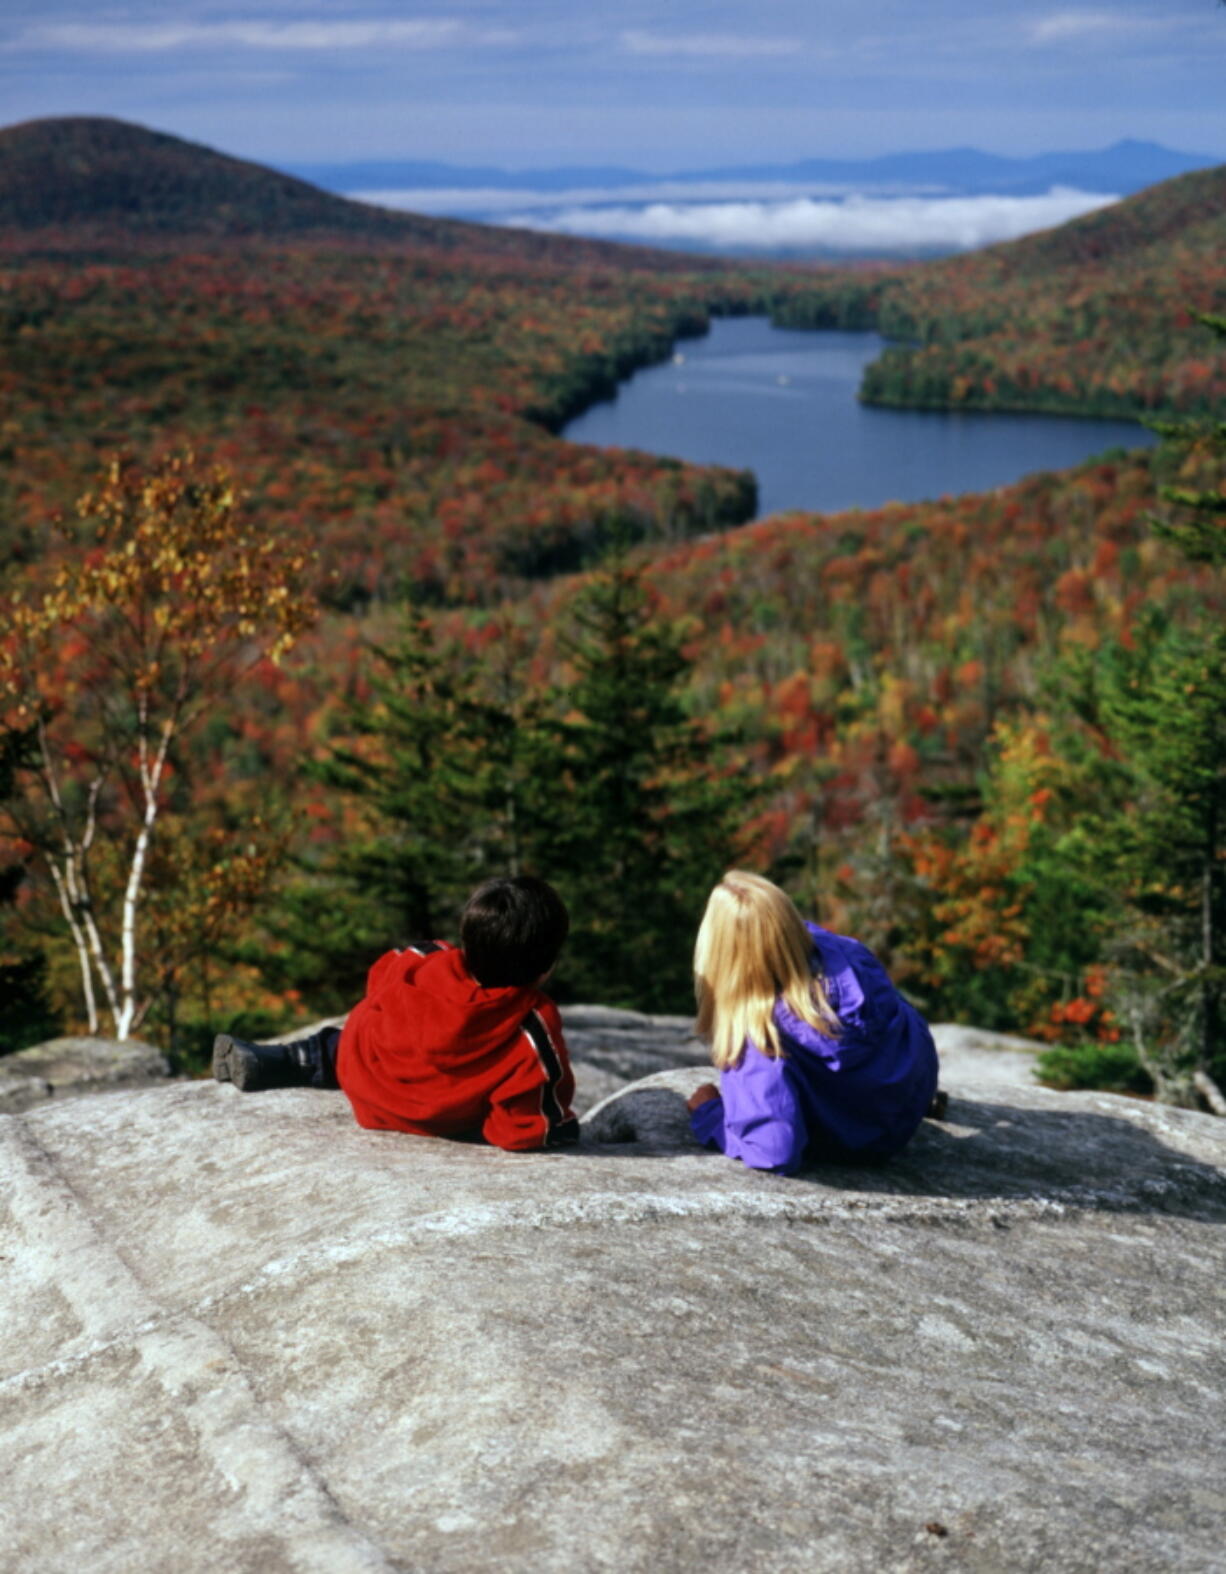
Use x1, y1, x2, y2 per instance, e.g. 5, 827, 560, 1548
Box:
1083, 618, 1226, 1106
529, 551, 756, 1011
1081, 316, 1226, 1106
265, 605, 549, 1010
1145, 313, 1226, 569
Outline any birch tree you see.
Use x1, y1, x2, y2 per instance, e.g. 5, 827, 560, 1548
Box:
0, 454, 314, 1039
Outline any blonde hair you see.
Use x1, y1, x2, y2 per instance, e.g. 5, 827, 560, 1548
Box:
694, 871, 840, 1070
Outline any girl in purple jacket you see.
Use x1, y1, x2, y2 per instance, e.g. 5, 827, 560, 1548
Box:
688, 871, 942, 1174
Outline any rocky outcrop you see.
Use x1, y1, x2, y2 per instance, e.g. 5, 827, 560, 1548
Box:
561, 1004, 711, 1111
0, 1008, 1043, 1117
0, 1035, 169, 1114
2, 1023, 1224, 1574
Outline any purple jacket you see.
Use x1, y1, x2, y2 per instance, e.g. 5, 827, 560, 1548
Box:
690, 923, 938, 1174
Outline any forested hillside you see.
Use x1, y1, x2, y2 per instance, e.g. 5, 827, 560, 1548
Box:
0, 243, 762, 600
1, 118, 1222, 1107
454, 441, 1220, 1032
852, 164, 1226, 417
0, 122, 890, 600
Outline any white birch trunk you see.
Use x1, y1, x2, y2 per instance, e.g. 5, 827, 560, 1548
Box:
117, 796, 158, 1040
36, 727, 122, 1034
46, 854, 98, 1034
116, 715, 172, 1041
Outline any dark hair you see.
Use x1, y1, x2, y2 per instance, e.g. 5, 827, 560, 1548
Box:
460, 876, 569, 988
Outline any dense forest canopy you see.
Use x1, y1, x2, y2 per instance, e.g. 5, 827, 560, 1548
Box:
1, 117, 1223, 1106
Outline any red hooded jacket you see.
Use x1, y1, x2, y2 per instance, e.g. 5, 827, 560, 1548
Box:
336, 941, 578, 1151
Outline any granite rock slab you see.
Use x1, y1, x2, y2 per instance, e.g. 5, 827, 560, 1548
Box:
559, 1009, 1049, 1113
2, 1038, 1224, 1573
0, 1036, 170, 1113
259, 1007, 1051, 1115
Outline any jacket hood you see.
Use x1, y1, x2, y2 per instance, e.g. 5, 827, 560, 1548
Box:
374, 947, 540, 1065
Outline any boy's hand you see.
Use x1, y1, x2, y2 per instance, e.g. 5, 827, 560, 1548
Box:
687, 1082, 720, 1112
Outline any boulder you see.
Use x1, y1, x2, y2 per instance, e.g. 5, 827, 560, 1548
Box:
0, 1035, 170, 1113
560, 1004, 710, 1112
928, 1023, 1049, 1091
2, 1032, 1224, 1573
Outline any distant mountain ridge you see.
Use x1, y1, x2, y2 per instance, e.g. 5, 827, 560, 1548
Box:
285, 139, 1217, 199
0, 116, 419, 238
2, 115, 1222, 285
0, 116, 715, 269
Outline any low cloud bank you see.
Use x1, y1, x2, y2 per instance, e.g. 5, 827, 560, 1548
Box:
355, 179, 878, 216
490, 187, 1117, 253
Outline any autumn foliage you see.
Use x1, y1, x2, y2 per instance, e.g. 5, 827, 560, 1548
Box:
0, 453, 315, 1038
1, 140, 1223, 1083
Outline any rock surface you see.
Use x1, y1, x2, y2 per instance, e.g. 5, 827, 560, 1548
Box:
0, 1035, 170, 1114
0, 1010, 1053, 1118
2, 1015, 1225, 1574
560, 1004, 711, 1112
562, 1013, 1052, 1112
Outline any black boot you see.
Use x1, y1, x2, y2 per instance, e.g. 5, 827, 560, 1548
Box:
213, 1027, 342, 1091
213, 1034, 303, 1091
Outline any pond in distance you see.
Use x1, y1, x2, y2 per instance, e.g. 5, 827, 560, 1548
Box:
561, 316, 1156, 519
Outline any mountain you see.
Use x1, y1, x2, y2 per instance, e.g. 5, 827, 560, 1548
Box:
850, 160, 1226, 420
0, 116, 715, 269
286, 140, 1219, 200
690, 140, 1218, 197
0, 116, 425, 238
968, 159, 1226, 271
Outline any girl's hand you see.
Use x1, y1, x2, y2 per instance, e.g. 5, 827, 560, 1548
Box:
687, 1082, 720, 1112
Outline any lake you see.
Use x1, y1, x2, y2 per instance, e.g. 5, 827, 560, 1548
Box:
561, 316, 1156, 518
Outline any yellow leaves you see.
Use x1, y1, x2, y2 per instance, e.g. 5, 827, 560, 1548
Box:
6, 451, 317, 742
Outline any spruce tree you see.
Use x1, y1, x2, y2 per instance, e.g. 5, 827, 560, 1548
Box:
264, 606, 490, 1009
1145, 313, 1226, 568
528, 550, 755, 1012
1090, 623, 1225, 1104
1084, 314, 1226, 1105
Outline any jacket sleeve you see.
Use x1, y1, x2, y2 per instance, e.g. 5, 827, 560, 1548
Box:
690, 1049, 808, 1175
482, 1005, 579, 1152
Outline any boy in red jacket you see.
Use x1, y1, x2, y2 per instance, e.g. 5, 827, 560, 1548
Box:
212, 876, 579, 1151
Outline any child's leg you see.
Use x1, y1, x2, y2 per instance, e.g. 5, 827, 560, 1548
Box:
926, 1088, 949, 1120
213, 1026, 343, 1092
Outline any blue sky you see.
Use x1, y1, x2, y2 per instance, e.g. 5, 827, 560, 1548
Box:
3, 1, 1224, 170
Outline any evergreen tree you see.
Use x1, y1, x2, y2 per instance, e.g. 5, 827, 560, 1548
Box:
267, 565, 755, 1019
528, 550, 755, 1012
1082, 315, 1226, 1106
1144, 313, 1226, 568
1088, 620, 1225, 1105
318, 605, 487, 936
264, 605, 547, 1011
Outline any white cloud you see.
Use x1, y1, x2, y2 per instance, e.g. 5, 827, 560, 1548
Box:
10, 18, 516, 54
489, 188, 1119, 254
1029, 10, 1159, 45
356, 179, 920, 217
619, 29, 800, 59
